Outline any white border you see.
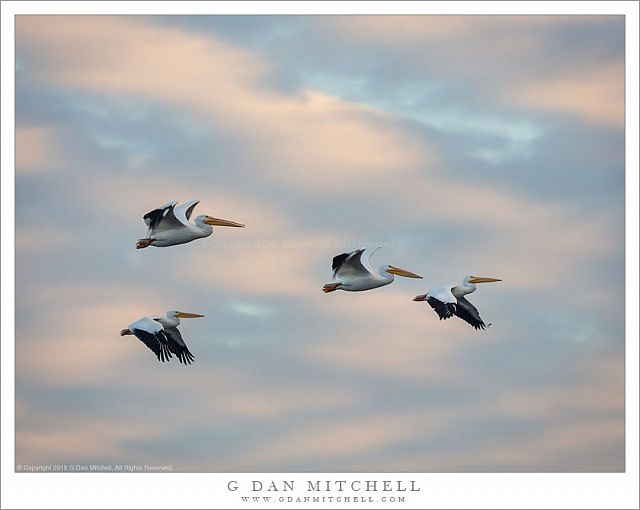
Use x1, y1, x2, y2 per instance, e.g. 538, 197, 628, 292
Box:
0, 0, 637, 15
2, 2, 638, 509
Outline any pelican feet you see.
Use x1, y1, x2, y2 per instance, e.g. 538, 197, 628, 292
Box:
322, 283, 342, 293
136, 238, 154, 249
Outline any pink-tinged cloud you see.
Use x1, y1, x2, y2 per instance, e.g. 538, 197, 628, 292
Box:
325, 16, 624, 128
329, 15, 547, 52
16, 407, 167, 463
14, 15, 624, 473
245, 411, 435, 466
181, 245, 319, 296
16, 125, 67, 173
17, 16, 432, 192
377, 177, 620, 291
79, 172, 295, 241
302, 288, 498, 382
217, 386, 359, 419
328, 15, 601, 44
17, 295, 170, 386
493, 354, 624, 420
16, 15, 618, 295
16, 226, 74, 253
511, 61, 625, 127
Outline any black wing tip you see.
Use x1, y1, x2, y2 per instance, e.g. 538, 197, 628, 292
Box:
143, 203, 176, 228
473, 322, 491, 331
460, 315, 487, 331
331, 252, 350, 272
157, 344, 173, 362
331, 248, 366, 275
177, 351, 195, 365
143, 206, 173, 220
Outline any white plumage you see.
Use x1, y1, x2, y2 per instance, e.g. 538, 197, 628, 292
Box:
323, 247, 422, 293
414, 276, 501, 330
120, 310, 205, 364
136, 199, 244, 249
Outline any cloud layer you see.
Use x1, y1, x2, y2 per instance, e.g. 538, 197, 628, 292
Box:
15, 15, 624, 472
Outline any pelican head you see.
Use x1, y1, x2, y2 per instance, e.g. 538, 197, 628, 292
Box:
200, 215, 245, 228
168, 310, 205, 319
385, 265, 423, 279
120, 328, 132, 336
467, 276, 501, 284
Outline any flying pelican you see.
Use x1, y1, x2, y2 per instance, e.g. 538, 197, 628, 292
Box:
136, 199, 244, 249
323, 247, 422, 293
413, 276, 501, 330
120, 310, 204, 364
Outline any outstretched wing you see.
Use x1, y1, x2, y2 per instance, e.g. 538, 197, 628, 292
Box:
128, 317, 173, 362
332, 249, 370, 278
164, 327, 195, 365
173, 199, 200, 224
143, 201, 184, 234
426, 286, 457, 320
455, 296, 488, 330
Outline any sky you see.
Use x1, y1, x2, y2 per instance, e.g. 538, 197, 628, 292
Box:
14, 15, 625, 472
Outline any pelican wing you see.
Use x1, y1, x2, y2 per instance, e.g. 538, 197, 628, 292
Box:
426, 286, 457, 320
455, 296, 488, 330
143, 201, 185, 233
332, 249, 369, 278
164, 327, 195, 365
128, 317, 173, 362
173, 199, 200, 226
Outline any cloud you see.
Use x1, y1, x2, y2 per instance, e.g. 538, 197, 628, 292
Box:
14, 15, 624, 472
16, 225, 74, 252
329, 15, 547, 51
392, 177, 620, 290
322, 16, 624, 128
182, 245, 317, 296
510, 60, 624, 126
16, 413, 165, 464
246, 411, 432, 466
218, 386, 358, 419
16, 125, 67, 173
82, 172, 292, 241
302, 288, 492, 382
17, 16, 432, 193
17, 293, 168, 387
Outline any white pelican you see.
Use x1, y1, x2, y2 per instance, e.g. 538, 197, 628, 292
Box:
413, 276, 501, 330
323, 247, 422, 293
136, 199, 244, 249
120, 310, 204, 364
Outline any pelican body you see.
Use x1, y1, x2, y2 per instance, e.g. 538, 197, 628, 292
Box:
414, 276, 501, 330
136, 200, 244, 249
323, 247, 422, 293
120, 310, 204, 364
